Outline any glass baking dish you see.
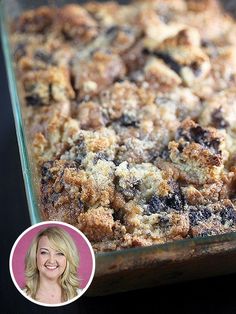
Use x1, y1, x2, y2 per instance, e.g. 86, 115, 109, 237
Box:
2, 0, 236, 296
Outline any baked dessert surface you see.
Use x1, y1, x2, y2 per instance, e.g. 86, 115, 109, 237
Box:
11, 0, 236, 251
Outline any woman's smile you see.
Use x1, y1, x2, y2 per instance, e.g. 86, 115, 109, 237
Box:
45, 264, 58, 269
44, 264, 59, 270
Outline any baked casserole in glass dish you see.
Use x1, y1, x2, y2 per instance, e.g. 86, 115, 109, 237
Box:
2, 0, 236, 295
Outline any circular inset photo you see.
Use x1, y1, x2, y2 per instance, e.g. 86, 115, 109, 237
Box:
9, 221, 95, 307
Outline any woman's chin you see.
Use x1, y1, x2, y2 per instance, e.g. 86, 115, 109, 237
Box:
40, 268, 61, 280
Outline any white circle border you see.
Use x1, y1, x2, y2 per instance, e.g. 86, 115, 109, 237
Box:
9, 221, 96, 307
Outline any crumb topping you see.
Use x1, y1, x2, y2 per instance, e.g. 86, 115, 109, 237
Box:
12, 0, 236, 251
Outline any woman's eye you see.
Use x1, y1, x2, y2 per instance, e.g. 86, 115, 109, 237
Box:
57, 252, 64, 256
40, 251, 47, 255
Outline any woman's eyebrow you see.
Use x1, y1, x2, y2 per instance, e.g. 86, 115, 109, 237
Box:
39, 247, 49, 251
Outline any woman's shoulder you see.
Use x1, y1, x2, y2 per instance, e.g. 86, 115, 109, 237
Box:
22, 287, 31, 297
76, 288, 83, 296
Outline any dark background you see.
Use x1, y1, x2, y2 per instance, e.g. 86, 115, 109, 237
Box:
1, 19, 236, 314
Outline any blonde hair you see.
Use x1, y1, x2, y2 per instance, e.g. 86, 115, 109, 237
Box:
24, 226, 80, 302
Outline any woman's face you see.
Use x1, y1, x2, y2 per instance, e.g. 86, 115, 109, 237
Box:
36, 236, 67, 282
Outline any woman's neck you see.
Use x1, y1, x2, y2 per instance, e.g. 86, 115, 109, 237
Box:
38, 276, 61, 291
36, 277, 63, 304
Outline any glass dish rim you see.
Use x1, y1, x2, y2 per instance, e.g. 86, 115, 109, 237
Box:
0, 2, 40, 225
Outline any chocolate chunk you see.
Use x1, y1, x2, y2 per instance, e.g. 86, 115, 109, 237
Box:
147, 195, 166, 214
106, 25, 119, 36
93, 152, 110, 164
113, 159, 122, 166
189, 206, 212, 226
207, 138, 221, 154
165, 192, 185, 211
25, 94, 43, 106
201, 39, 212, 48
190, 125, 208, 144
120, 114, 140, 128
159, 147, 170, 159
113, 209, 124, 223
105, 25, 134, 43
121, 181, 140, 201
220, 206, 236, 226
115, 78, 125, 83
190, 61, 202, 77
146, 190, 185, 215
142, 49, 181, 75
177, 143, 185, 153
159, 216, 170, 229
34, 50, 53, 64
78, 198, 85, 211
211, 108, 229, 129
41, 161, 54, 183
14, 42, 26, 61
177, 124, 221, 154
189, 126, 208, 143
74, 136, 86, 166
115, 176, 140, 201
62, 29, 73, 41
190, 126, 221, 154
74, 152, 86, 166
154, 52, 182, 75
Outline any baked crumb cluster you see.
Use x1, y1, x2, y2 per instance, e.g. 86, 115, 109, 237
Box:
11, 0, 236, 251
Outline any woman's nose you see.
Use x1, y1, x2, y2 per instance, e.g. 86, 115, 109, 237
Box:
48, 254, 56, 263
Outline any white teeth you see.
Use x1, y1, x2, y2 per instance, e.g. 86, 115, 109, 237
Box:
45, 265, 58, 270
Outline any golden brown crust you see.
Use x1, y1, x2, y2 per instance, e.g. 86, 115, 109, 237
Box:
72, 50, 126, 99
186, 0, 220, 12
12, 6, 55, 33
22, 67, 75, 106
169, 119, 226, 184
77, 207, 115, 242
57, 4, 98, 43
